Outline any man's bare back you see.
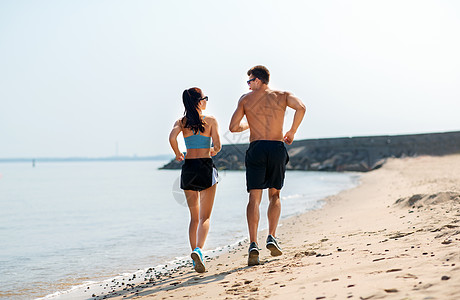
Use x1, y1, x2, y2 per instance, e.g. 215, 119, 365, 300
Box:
241, 89, 288, 142
229, 84, 304, 145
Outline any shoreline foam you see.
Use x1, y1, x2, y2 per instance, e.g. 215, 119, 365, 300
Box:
39, 241, 244, 299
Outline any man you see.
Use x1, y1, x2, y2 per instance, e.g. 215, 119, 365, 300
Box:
229, 65, 306, 266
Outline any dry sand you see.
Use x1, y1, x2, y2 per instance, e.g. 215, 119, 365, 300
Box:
91, 155, 460, 300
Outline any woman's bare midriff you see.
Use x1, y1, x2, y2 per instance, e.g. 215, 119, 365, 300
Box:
185, 148, 211, 159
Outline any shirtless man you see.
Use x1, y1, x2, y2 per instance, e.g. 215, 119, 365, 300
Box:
229, 65, 306, 266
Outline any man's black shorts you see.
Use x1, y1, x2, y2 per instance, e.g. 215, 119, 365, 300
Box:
181, 158, 218, 191
245, 140, 289, 192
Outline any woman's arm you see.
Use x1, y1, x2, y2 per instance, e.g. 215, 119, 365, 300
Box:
169, 119, 185, 161
209, 117, 221, 156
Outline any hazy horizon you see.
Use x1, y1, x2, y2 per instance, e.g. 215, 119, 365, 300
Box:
2, 1, 459, 158
1, 129, 459, 160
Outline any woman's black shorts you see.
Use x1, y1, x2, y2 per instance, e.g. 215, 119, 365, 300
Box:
245, 140, 289, 192
181, 158, 218, 191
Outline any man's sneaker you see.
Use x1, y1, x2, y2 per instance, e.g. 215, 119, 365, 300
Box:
191, 247, 205, 273
266, 235, 282, 256
248, 242, 260, 266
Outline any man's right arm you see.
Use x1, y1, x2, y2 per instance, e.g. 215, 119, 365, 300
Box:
229, 96, 249, 133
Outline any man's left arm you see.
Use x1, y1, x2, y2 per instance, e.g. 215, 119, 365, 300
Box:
284, 92, 306, 145
229, 96, 249, 133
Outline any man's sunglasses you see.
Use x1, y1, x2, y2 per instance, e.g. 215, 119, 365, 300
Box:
247, 78, 257, 85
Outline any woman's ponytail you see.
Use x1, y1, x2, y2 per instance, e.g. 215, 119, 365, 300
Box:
182, 87, 206, 134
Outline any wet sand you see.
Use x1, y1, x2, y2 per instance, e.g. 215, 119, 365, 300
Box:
85, 155, 460, 300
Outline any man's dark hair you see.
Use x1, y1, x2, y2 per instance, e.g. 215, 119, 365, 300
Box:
247, 65, 270, 84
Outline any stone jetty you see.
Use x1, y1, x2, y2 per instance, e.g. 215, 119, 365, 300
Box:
161, 131, 460, 172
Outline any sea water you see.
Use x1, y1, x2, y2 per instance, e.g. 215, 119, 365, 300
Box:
0, 160, 359, 299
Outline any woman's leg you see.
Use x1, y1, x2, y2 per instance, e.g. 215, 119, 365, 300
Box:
196, 184, 217, 249
185, 190, 199, 250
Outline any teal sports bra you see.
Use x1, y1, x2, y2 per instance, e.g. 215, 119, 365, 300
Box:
184, 116, 211, 149
184, 132, 211, 149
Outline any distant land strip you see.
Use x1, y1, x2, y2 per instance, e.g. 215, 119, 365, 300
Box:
0, 155, 173, 163
161, 130, 460, 172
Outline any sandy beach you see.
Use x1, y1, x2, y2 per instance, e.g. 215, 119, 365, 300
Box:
87, 154, 460, 300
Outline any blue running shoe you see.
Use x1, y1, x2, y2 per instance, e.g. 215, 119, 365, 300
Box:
191, 247, 205, 273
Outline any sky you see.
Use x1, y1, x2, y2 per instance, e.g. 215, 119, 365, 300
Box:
1, 0, 459, 158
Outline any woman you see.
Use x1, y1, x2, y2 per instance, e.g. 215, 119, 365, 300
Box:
169, 87, 221, 273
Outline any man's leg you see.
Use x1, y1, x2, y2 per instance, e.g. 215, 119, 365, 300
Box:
247, 189, 263, 243
247, 189, 263, 266
267, 188, 281, 237
266, 188, 283, 256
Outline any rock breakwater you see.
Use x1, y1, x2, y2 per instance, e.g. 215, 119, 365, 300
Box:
161, 131, 460, 172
